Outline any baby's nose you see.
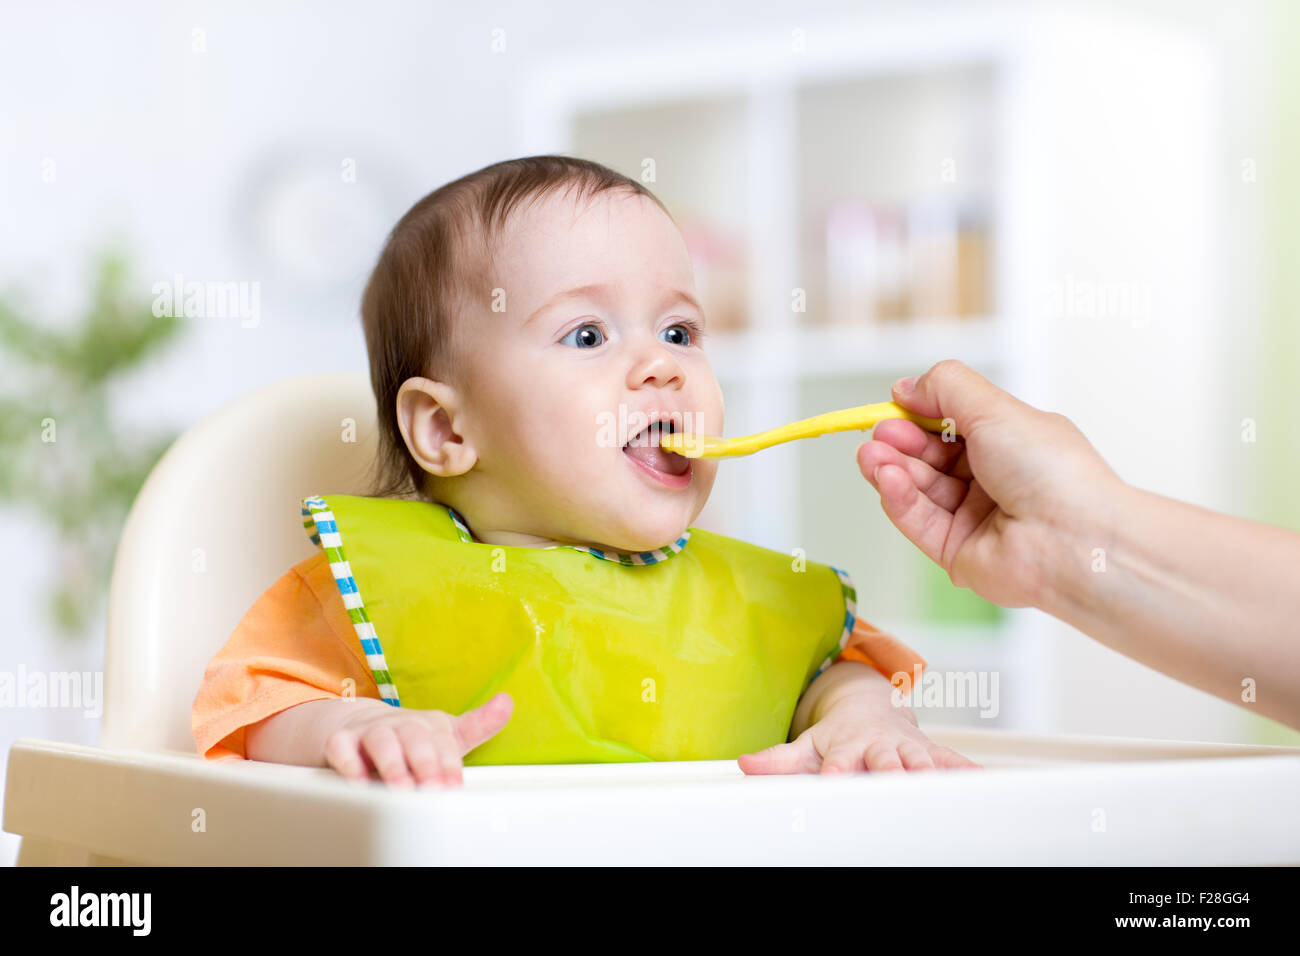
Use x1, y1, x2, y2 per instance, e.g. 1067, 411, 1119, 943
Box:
627, 344, 685, 389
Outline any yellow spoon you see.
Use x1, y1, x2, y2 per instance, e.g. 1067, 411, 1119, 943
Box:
658, 401, 954, 459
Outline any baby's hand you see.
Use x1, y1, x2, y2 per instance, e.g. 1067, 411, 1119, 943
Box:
737, 690, 980, 775
324, 691, 513, 788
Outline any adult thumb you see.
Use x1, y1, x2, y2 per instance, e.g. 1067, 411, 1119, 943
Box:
893, 359, 1010, 434
453, 691, 514, 754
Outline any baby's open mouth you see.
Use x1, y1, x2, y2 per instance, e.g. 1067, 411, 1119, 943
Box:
622, 418, 691, 478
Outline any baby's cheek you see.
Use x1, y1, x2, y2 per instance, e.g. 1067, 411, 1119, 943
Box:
698, 386, 725, 435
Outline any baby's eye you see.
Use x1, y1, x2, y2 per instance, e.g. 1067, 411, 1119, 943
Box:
560, 324, 605, 349
660, 324, 693, 347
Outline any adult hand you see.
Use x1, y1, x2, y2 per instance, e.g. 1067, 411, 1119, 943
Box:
857, 359, 1300, 730
857, 360, 1123, 610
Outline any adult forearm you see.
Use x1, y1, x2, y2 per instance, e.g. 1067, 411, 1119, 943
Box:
1041, 482, 1300, 729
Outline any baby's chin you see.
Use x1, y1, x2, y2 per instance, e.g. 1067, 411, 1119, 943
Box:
574, 507, 696, 555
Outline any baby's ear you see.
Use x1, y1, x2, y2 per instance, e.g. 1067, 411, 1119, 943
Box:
395, 377, 478, 477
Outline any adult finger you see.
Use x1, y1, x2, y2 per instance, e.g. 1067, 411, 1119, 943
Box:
857, 440, 969, 513
871, 461, 957, 569
871, 417, 967, 474
892, 360, 1019, 437
946, 479, 998, 568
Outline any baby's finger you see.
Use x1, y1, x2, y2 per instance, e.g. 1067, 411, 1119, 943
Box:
428, 723, 465, 787
360, 724, 415, 788
451, 692, 514, 755
862, 740, 906, 772
324, 729, 369, 782
396, 720, 443, 786
737, 738, 820, 775
931, 746, 983, 770
818, 743, 865, 775
896, 740, 937, 771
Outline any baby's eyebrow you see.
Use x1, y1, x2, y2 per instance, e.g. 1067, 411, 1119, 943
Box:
525, 283, 611, 326
661, 288, 705, 315
525, 283, 704, 326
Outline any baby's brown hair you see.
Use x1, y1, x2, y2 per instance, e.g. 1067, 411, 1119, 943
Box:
360, 155, 672, 500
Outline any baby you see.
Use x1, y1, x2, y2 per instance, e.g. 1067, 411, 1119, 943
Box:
192, 155, 979, 786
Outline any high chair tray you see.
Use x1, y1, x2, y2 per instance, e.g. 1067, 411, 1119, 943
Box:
6, 727, 1299, 865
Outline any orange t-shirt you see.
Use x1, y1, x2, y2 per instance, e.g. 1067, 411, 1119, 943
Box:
191, 551, 927, 760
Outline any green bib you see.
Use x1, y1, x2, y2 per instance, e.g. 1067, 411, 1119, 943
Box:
301, 494, 856, 764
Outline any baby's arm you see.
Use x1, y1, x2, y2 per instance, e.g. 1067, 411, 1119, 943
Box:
789, 658, 881, 740
197, 552, 512, 787
245, 697, 389, 768
246, 693, 513, 788
739, 661, 981, 774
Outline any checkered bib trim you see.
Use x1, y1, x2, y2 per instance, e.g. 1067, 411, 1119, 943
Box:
302, 495, 401, 706
812, 567, 858, 682
444, 507, 692, 565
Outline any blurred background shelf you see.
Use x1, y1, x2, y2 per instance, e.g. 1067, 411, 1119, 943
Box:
705, 318, 1004, 381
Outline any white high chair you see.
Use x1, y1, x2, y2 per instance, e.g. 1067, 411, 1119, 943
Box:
5, 373, 1300, 865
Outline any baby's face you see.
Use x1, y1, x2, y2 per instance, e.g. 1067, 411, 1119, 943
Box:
456, 188, 723, 553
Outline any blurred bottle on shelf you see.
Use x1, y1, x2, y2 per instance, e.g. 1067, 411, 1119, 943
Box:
825, 198, 991, 325
679, 216, 748, 332
824, 201, 872, 326
826, 201, 908, 324
907, 199, 958, 319
955, 204, 992, 317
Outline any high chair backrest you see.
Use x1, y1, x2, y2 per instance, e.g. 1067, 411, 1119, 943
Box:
101, 372, 382, 752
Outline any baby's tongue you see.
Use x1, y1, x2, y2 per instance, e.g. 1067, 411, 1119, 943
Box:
624, 432, 690, 476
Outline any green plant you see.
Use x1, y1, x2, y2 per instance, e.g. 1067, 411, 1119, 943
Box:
0, 249, 188, 639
